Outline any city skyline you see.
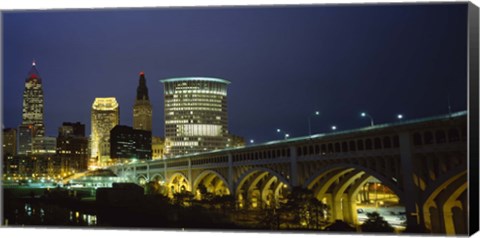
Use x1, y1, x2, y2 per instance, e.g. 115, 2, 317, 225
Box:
3, 4, 468, 143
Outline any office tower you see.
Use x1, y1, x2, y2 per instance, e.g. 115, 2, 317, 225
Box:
18, 125, 33, 155
90, 97, 119, 166
160, 77, 230, 156
57, 122, 89, 173
2, 128, 17, 174
32, 136, 56, 154
110, 125, 152, 162
3, 128, 17, 156
22, 60, 45, 138
133, 72, 152, 131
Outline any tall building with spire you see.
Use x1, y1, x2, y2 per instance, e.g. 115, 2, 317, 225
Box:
22, 60, 45, 138
133, 72, 152, 131
90, 97, 119, 166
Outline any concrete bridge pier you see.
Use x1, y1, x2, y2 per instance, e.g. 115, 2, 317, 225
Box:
399, 132, 423, 230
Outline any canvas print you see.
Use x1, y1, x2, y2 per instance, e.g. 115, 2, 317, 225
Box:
1, 2, 478, 236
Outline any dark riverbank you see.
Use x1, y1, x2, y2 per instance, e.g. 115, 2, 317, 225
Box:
2, 187, 244, 230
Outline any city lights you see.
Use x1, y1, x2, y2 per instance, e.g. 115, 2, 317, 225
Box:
1, 6, 471, 234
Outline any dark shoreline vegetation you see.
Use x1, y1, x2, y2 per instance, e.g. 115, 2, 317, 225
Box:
2, 186, 406, 233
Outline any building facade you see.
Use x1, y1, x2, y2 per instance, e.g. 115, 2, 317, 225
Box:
22, 61, 45, 138
2, 128, 17, 174
90, 97, 119, 166
227, 134, 246, 148
151, 136, 165, 160
17, 125, 33, 155
3, 128, 17, 156
110, 125, 152, 162
57, 122, 89, 173
32, 136, 57, 154
133, 72, 152, 131
160, 77, 230, 157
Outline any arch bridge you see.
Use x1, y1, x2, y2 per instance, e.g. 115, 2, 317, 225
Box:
110, 111, 468, 235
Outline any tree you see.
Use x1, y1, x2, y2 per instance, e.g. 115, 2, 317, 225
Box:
360, 212, 394, 233
279, 186, 328, 229
324, 219, 356, 232
173, 191, 194, 206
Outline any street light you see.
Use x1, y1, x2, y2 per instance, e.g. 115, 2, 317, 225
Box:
331, 126, 337, 131
308, 111, 320, 135
360, 112, 374, 126
276, 129, 285, 140
397, 114, 404, 120
249, 139, 254, 144
277, 129, 290, 140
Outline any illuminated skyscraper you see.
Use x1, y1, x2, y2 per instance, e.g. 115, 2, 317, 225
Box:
133, 72, 152, 131
90, 97, 119, 166
22, 60, 45, 138
160, 77, 230, 157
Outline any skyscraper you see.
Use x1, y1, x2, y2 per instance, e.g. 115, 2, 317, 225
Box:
22, 60, 45, 138
160, 77, 230, 157
90, 97, 119, 166
133, 72, 152, 132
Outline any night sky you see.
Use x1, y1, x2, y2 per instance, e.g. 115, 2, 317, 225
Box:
3, 3, 468, 143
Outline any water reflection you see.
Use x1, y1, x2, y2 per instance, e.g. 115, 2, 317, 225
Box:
9, 202, 97, 226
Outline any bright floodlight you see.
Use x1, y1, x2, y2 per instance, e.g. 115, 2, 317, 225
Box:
250, 139, 254, 143
397, 114, 403, 119
276, 129, 281, 132
361, 112, 366, 117
285, 134, 290, 138
331, 126, 337, 130
315, 111, 320, 115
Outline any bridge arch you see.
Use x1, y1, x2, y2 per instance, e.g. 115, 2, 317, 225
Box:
150, 173, 165, 183
304, 163, 403, 198
422, 170, 467, 235
119, 167, 136, 182
193, 170, 231, 199
235, 167, 291, 209
136, 174, 148, 185
304, 163, 404, 225
167, 172, 191, 195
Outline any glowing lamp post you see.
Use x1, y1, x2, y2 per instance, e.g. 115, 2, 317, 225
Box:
397, 114, 404, 120
308, 111, 320, 135
277, 129, 290, 140
361, 112, 374, 126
